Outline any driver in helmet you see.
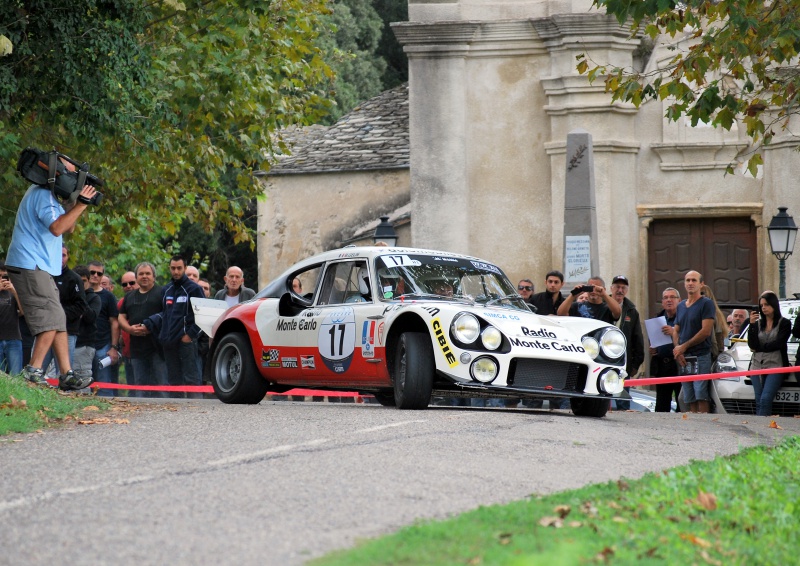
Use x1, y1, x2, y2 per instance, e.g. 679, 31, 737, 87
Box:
428, 278, 453, 297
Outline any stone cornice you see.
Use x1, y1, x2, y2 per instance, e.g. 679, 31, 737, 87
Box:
392, 14, 638, 55
545, 140, 640, 154
650, 142, 749, 171
637, 204, 763, 226
531, 13, 639, 47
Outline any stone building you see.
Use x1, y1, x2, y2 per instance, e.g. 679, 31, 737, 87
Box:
259, 0, 800, 315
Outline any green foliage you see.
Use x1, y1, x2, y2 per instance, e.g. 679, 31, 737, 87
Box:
312, 435, 800, 565
0, 374, 109, 435
579, 0, 800, 173
0, 0, 335, 255
372, 0, 409, 89
319, 0, 387, 124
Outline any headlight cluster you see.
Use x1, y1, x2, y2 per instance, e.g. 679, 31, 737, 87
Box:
452, 313, 503, 351
582, 327, 626, 361
451, 313, 504, 384
714, 352, 739, 380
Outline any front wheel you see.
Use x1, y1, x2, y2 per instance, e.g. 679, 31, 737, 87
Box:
570, 397, 609, 418
211, 332, 268, 404
393, 332, 434, 410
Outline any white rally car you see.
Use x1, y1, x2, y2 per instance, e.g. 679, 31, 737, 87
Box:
193, 247, 628, 417
712, 297, 800, 416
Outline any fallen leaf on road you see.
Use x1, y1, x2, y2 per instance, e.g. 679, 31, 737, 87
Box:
82, 405, 100, 412
682, 414, 688, 420
769, 420, 782, 429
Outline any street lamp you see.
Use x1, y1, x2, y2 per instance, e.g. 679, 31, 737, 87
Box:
373, 215, 397, 247
767, 207, 798, 299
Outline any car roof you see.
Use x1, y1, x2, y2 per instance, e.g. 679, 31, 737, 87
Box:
260, 246, 501, 299
299, 246, 486, 266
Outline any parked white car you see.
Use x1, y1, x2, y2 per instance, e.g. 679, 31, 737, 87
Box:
711, 298, 800, 416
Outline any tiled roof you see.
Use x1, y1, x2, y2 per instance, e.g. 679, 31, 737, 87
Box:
267, 83, 409, 175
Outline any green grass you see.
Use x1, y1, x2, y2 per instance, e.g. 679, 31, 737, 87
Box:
0, 373, 109, 435
313, 436, 800, 565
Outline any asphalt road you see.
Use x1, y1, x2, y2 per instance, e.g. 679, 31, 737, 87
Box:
1, 399, 798, 565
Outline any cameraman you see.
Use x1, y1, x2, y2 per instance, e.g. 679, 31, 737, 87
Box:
5, 158, 97, 390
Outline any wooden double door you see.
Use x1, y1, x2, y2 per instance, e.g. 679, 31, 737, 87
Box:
648, 217, 758, 316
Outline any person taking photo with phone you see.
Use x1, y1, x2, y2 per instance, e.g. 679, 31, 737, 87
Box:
747, 291, 791, 417
557, 276, 621, 324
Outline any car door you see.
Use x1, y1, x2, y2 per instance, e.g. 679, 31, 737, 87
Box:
296, 259, 385, 386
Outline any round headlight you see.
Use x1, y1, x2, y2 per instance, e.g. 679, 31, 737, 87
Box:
581, 336, 600, 359
470, 357, 498, 383
481, 326, 503, 350
453, 313, 481, 344
599, 369, 623, 394
600, 328, 626, 359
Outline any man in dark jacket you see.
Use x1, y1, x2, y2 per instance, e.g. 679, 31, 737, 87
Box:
530, 270, 565, 316
73, 265, 100, 388
42, 245, 87, 374
145, 255, 205, 394
610, 275, 645, 410
650, 287, 682, 412
214, 266, 256, 306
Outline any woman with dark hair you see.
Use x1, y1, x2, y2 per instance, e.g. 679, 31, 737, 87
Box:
747, 291, 791, 416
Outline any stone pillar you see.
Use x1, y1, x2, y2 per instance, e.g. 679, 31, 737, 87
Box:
563, 129, 599, 286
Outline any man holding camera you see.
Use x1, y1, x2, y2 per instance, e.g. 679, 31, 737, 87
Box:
557, 276, 621, 324
5, 158, 97, 390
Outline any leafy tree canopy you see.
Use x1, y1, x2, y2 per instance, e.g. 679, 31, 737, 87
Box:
579, 0, 800, 176
319, 0, 387, 124
0, 0, 334, 256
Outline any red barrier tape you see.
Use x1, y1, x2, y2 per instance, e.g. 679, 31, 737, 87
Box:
626, 365, 800, 387
44, 378, 361, 397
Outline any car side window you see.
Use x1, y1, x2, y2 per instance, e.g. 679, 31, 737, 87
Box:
318, 261, 367, 305
290, 265, 321, 301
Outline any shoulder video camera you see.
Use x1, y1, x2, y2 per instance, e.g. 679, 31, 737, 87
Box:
17, 147, 104, 206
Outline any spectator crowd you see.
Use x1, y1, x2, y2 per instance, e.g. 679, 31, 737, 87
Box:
0, 248, 255, 398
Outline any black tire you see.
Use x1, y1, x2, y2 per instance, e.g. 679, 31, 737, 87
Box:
393, 332, 434, 410
211, 332, 268, 404
373, 390, 396, 407
570, 397, 609, 418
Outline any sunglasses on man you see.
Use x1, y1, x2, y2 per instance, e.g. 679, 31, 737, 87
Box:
518, 285, 532, 291
121, 281, 135, 288
89, 270, 104, 276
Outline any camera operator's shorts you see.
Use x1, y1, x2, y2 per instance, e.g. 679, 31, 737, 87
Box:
6, 266, 66, 335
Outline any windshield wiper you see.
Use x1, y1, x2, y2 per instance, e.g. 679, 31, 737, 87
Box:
484, 294, 523, 306
396, 292, 472, 303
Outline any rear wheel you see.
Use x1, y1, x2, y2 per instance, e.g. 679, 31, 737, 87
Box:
393, 332, 434, 410
570, 397, 609, 418
212, 332, 268, 404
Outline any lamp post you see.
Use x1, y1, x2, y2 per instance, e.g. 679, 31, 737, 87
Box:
373, 215, 397, 247
767, 207, 798, 299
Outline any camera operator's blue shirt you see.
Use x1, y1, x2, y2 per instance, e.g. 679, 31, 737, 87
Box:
6, 185, 65, 276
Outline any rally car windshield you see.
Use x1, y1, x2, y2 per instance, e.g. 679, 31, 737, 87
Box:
374, 253, 529, 311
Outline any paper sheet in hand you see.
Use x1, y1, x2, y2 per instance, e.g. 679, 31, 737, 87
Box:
645, 316, 672, 347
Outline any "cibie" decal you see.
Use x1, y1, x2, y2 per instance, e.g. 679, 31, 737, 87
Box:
431, 318, 458, 368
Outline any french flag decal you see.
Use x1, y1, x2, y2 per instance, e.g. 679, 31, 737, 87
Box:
361, 320, 375, 358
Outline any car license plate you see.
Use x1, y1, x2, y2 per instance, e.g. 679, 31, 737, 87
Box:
774, 390, 800, 403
